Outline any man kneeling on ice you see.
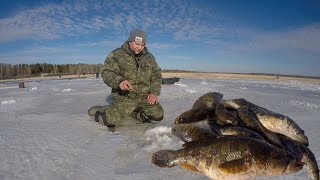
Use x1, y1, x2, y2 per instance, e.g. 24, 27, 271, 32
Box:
88, 29, 164, 127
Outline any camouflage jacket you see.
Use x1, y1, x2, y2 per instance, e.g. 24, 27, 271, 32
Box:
101, 42, 162, 97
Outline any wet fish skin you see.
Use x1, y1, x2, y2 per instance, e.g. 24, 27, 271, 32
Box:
237, 108, 283, 148
192, 92, 223, 109
279, 135, 319, 180
174, 108, 213, 124
224, 98, 309, 146
218, 126, 266, 141
152, 137, 303, 180
222, 98, 250, 110
252, 108, 309, 146
171, 124, 220, 143
301, 148, 319, 180
223, 98, 270, 112
215, 103, 244, 126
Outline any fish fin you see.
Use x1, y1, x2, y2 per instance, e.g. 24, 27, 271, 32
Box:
178, 163, 202, 173
218, 157, 252, 174
182, 139, 214, 148
182, 141, 198, 148
263, 129, 285, 148
152, 150, 175, 167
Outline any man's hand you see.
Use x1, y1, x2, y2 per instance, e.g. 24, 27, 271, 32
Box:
119, 80, 133, 90
147, 93, 158, 105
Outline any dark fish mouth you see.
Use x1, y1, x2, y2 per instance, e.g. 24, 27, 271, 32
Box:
283, 157, 305, 174
297, 153, 306, 166
175, 117, 186, 124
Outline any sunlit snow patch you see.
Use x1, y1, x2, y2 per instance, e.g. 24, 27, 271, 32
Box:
240, 87, 247, 89
1, 99, 16, 105
142, 126, 177, 152
30, 87, 38, 90
62, 88, 72, 92
173, 81, 187, 87
184, 89, 197, 93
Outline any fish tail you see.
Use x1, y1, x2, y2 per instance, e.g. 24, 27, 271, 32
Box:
301, 148, 319, 180
152, 150, 176, 168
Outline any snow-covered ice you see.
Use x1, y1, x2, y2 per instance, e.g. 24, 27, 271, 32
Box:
62, 88, 72, 92
1, 99, 16, 105
200, 80, 208, 85
173, 81, 187, 87
0, 77, 319, 180
184, 89, 197, 93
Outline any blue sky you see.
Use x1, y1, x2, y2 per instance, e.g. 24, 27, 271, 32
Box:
0, 0, 320, 76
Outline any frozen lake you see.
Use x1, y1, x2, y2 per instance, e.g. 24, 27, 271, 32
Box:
0, 77, 319, 180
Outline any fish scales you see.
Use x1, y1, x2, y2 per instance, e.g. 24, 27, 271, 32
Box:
237, 107, 283, 147
223, 98, 308, 145
250, 107, 308, 145
279, 135, 319, 180
192, 92, 223, 110
152, 137, 303, 180
171, 124, 219, 143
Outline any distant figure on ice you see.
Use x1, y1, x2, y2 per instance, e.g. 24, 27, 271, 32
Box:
88, 29, 164, 127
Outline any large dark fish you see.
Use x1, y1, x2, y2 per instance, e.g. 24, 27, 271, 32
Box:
171, 124, 220, 143
223, 98, 259, 110
174, 108, 213, 124
174, 92, 223, 124
252, 108, 309, 146
237, 107, 283, 148
218, 126, 265, 141
223, 98, 309, 146
152, 136, 303, 180
215, 103, 244, 126
192, 92, 223, 110
279, 135, 319, 180
173, 121, 264, 144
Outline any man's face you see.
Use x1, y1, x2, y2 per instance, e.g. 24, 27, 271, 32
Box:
129, 41, 145, 54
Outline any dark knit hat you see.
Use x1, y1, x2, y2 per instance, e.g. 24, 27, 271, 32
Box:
127, 29, 146, 44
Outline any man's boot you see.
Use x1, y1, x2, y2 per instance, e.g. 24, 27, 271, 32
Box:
88, 105, 109, 116
130, 110, 152, 123
95, 111, 115, 127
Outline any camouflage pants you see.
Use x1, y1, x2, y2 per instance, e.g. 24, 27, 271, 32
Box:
104, 93, 164, 126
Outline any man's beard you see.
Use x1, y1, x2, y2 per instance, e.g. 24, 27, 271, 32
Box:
131, 50, 142, 55
133, 49, 142, 54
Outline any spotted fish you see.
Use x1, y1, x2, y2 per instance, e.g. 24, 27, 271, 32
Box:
152, 136, 303, 180
192, 92, 223, 109
279, 135, 319, 180
223, 98, 308, 145
171, 123, 220, 143
174, 108, 213, 124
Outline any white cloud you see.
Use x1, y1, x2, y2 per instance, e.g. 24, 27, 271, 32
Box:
0, 0, 225, 43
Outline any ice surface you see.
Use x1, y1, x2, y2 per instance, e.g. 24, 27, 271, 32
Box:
62, 88, 72, 92
184, 89, 197, 93
30, 87, 38, 91
173, 81, 187, 87
0, 77, 319, 180
1, 99, 16, 105
200, 80, 208, 85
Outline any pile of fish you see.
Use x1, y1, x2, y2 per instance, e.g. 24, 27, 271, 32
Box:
152, 92, 319, 180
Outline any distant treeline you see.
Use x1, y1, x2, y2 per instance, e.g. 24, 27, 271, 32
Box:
162, 69, 320, 80
1, 64, 319, 80
0, 63, 104, 79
